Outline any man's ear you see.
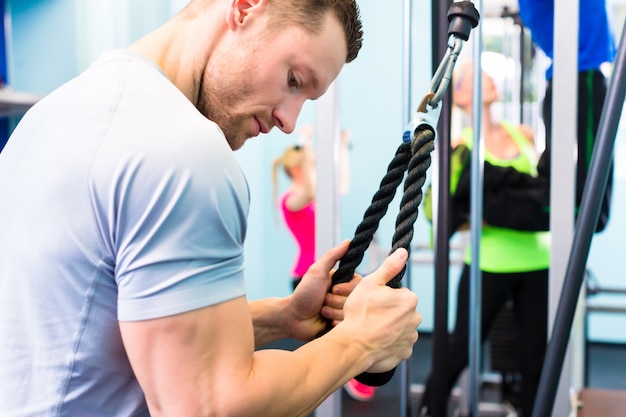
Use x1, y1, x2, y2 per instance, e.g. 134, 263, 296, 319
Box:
226, 0, 267, 30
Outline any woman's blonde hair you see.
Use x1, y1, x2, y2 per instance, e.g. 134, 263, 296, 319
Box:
272, 145, 306, 207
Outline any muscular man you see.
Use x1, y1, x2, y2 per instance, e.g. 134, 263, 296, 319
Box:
0, 1, 421, 416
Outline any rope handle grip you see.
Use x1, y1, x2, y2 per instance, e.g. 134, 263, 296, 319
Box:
328, 128, 435, 387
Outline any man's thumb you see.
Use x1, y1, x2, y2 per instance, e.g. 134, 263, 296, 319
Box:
367, 248, 408, 285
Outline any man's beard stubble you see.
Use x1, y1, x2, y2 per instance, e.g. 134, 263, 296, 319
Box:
197, 62, 255, 151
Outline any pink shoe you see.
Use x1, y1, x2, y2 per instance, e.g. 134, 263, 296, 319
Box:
343, 378, 377, 401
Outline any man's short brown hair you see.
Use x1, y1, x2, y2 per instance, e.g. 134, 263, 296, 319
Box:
267, 0, 363, 63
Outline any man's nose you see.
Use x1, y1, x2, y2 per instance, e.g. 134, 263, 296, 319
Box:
273, 98, 305, 134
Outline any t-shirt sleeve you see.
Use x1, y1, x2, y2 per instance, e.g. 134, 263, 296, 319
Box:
92, 123, 249, 321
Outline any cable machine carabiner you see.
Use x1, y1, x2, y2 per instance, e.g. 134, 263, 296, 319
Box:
326, 1, 479, 388
404, 1, 479, 142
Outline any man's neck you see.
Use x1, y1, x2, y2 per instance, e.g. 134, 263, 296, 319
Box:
126, 5, 223, 105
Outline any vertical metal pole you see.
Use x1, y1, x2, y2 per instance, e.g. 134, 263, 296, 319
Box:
532, 19, 626, 417
431, 0, 453, 415
547, 0, 578, 415
400, 0, 413, 414
314, 81, 342, 417
468, 0, 483, 414
501, 11, 513, 123
518, 20, 526, 125
510, 18, 522, 127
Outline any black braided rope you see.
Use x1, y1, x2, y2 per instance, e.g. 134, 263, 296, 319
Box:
330, 142, 412, 286
328, 126, 435, 387
387, 128, 435, 287
331, 127, 435, 288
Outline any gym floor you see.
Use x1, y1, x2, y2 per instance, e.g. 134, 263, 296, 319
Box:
265, 333, 626, 417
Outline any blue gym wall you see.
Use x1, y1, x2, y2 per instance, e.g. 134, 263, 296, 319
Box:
0, 0, 7, 151
4, 0, 626, 344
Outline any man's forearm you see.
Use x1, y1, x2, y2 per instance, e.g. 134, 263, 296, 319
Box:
249, 297, 290, 347
241, 327, 367, 417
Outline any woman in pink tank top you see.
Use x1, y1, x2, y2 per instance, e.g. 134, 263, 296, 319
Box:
273, 124, 351, 290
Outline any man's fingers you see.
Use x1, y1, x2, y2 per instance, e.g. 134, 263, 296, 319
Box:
364, 248, 408, 286
331, 274, 362, 296
320, 274, 361, 325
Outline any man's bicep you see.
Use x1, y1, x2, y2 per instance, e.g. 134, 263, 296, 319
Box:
119, 296, 254, 416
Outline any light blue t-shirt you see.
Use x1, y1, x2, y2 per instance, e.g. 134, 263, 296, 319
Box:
0, 50, 249, 416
